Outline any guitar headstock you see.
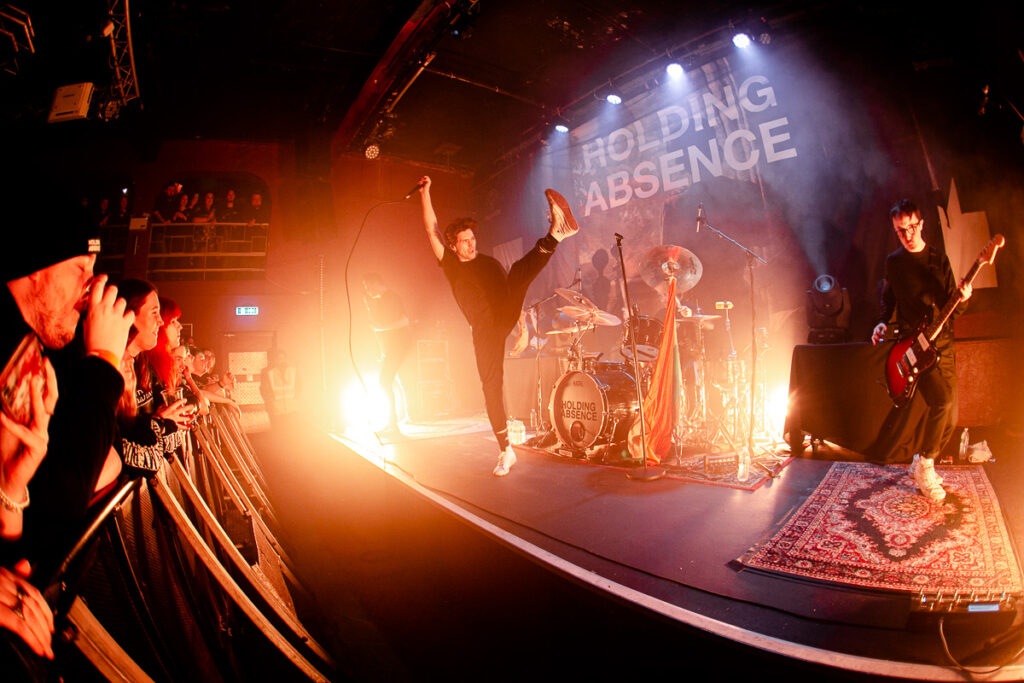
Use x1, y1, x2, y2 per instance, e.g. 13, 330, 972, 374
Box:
981, 234, 1006, 265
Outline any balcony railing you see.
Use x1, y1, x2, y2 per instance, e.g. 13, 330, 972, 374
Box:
98, 220, 271, 281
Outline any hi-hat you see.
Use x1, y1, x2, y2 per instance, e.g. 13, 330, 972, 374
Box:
677, 313, 721, 326
555, 287, 598, 310
557, 305, 621, 326
639, 245, 702, 292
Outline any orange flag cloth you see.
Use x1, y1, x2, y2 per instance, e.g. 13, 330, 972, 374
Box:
628, 276, 682, 465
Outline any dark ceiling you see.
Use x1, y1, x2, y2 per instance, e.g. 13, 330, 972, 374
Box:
2, 1, 1021, 179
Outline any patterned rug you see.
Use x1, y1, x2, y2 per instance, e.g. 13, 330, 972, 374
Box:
739, 462, 1024, 594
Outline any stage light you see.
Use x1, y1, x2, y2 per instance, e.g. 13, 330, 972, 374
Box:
665, 62, 684, 79
553, 114, 570, 134
732, 32, 752, 49
806, 274, 851, 344
364, 143, 380, 160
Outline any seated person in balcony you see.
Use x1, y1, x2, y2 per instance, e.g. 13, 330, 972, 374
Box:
150, 180, 181, 224
246, 191, 268, 225
109, 193, 131, 227
170, 192, 192, 223
219, 189, 244, 223
190, 191, 217, 224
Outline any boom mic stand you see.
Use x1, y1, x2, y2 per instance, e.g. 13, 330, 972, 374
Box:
699, 209, 766, 462
614, 233, 664, 482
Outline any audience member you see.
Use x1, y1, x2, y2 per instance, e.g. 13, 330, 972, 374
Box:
109, 193, 131, 227
93, 196, 111, 227
191, 348, 240, 418
0, 174, 135, 667
150, 181, 180, 224
218, 189, 243, 222
246, 192, 268, 224
113, 280, 190, 475
170, 192, 192, 223
191, 191, 217, 224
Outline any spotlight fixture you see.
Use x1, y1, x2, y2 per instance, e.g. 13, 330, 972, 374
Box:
665, 62, 684, 79
553, 114, 570, 134
364, 143, 380, 160
806, 274, 851, 344
732, 32, 752, 49
606, 92, 622, 105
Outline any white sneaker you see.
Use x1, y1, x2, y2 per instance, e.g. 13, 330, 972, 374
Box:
493, 447, 517, 477
912, 456, 946, 502
545, 189, 579, 242
909, 453, 943, 485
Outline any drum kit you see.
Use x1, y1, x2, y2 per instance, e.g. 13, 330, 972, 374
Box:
534, 244, 752, 463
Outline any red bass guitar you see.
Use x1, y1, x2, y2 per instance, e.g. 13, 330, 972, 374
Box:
885, 234, 1005, 407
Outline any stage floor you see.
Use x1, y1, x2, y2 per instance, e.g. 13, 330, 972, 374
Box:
252, 415, 1024, 681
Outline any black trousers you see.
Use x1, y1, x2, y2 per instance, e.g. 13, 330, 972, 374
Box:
472, 237, 556, 451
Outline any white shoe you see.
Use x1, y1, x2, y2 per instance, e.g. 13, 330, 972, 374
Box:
909, 453, 943, 485
493, 447, 517, 477
545, 189, 579, 242
912, 456, 946, 502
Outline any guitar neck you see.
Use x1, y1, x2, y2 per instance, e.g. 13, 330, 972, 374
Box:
924, 259, 984, 343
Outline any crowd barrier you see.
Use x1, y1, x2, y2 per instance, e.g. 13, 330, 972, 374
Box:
43, 405, 335, 681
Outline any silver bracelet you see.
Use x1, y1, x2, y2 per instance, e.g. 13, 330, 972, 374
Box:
0, 482, 29, 513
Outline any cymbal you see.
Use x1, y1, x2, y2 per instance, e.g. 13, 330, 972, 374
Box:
557, 305, 622, 327
555, 288, 598, 310
639, 245, 702, 292
677, 313, 721, 325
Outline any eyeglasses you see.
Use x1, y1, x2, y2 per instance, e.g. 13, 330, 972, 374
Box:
894, 219, 922, 235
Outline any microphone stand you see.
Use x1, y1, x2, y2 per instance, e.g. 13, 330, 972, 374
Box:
614, 233, 663, 482
699, 213, 766, 463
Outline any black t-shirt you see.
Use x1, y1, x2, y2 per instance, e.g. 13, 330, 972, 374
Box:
440, 249, 508, 331
880, 245, 960, 342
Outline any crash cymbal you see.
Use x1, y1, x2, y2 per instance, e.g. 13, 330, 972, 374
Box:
555, 288, 598, 310
557, 305, 622, 327
639, 245, 702, 293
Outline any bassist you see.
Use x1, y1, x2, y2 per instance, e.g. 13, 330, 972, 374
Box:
869, 199, 972, 502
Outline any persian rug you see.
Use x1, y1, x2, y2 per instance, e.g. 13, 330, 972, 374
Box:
739, 462, 1024, 594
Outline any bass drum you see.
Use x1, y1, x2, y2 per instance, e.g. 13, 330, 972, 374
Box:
548, 370, 638, 451
621, 316, 662, 362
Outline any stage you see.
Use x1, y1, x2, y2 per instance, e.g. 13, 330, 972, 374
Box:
250, 411, 1024, 681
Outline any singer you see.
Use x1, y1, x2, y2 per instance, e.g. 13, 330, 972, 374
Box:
416, 175, 581, 476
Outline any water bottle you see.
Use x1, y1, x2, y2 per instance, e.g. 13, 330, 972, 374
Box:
958, 428, 969, 462
737, 451, 750, 482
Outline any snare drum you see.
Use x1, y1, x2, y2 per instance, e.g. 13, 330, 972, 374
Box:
548, 370, 638, 450
621, 316, 662, 362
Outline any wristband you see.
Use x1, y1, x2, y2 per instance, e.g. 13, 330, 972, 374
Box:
88, 349, 122, 369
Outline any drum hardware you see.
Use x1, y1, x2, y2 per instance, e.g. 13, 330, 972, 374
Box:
698, 208, 767, 470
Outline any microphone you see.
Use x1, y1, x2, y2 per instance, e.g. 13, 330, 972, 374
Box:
403, 180, 427, 200
696, 203, 705, 233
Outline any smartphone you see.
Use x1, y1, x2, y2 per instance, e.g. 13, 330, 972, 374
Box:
0, 334, 45, 425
